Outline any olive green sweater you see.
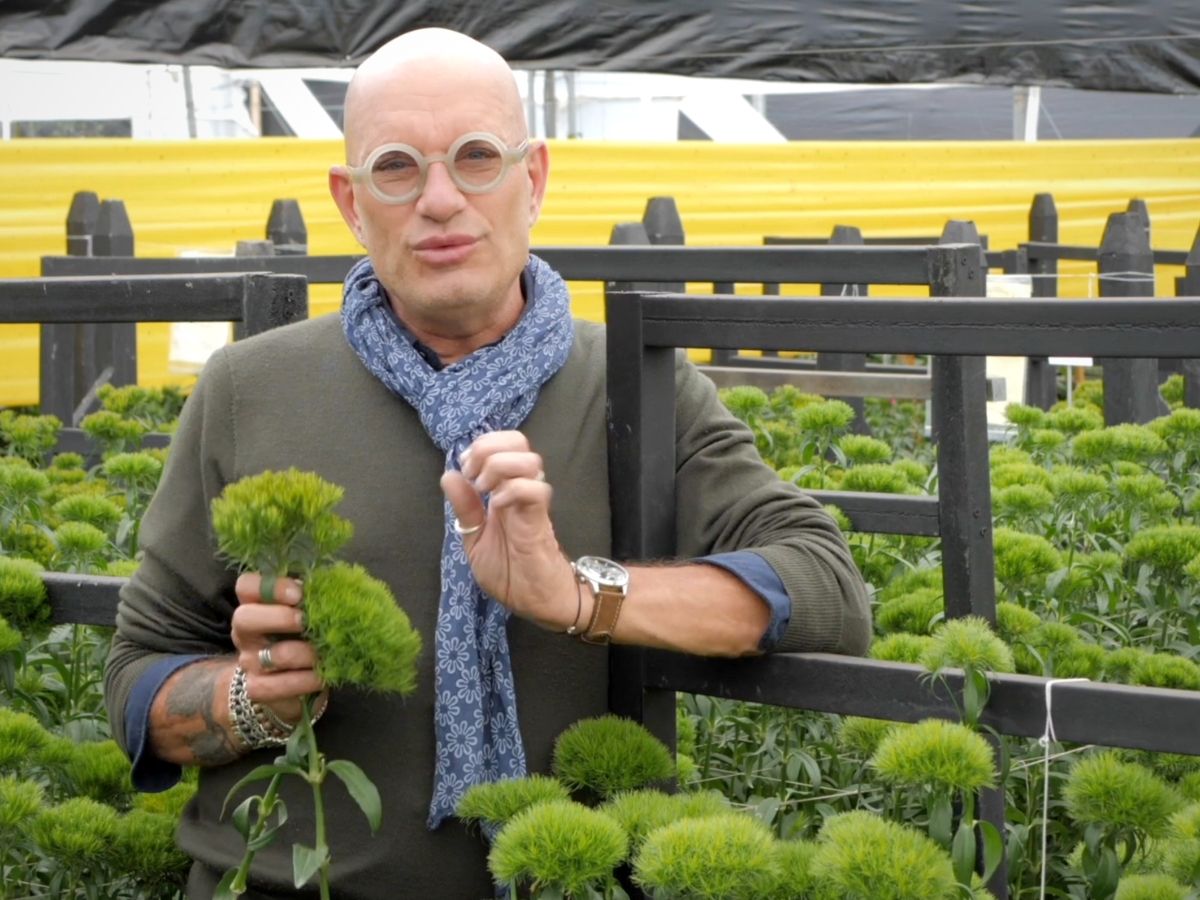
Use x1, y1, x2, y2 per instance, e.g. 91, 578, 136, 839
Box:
104, 313, 869, 898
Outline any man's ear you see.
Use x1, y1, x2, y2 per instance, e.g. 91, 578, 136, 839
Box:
329, 167, 365, 246
525, 141, 550, 228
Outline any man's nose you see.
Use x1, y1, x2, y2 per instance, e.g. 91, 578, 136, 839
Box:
415, 159, 467, 218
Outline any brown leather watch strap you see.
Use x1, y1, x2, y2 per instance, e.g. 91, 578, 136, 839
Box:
579, 582, 626, 645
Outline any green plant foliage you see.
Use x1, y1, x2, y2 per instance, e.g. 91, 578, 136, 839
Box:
869, 632, 934, 664
809, 810, 958, 899
489, 799, 627, 896
719, 386, 770, 422
822, 504, 852, 532
0, 774, 44, 835
457, 775, 570, 829
1005, 403, 1047, 430
1046, 405, 1104, 436
839, 464, 916, 495
761, 838, 820, 899
303, 562, 422, 694
1162, 803, 1200, 885
104, 558, 140, 577
989, 446, 1033, 468
1130, 653, 1200, 691
97, 383, 186, 429
0, 413, 62, 463
51, 493, 123, 534
838, 434, 893, 465
1113, 873, 1189, 900
0, 463, 49, 529
921, 616, 1015, 675
102, 451, 163, 495
553, 715, 675, 800
1126, 525, 1200, 578
1047, 466, 1109, 502
634, 812, 780, 899
991, 462, 1051, 490
837, 717, 901, 758
1073, 424, 1167, 467
80, 410, 148, 457
884, 458, 924, 488
0, 555, 49, 631
993, 483, 1054, 521
1074, 380, 1104, 410
877, 567, 943, 603
794, 399, 856, 435
31, 796, 119, 870
992, 528, 1062, 595
1104, 647, 1151, 684
108, 809, 192, 890
210, 468, 354, 576
0, 707, 50, 770
50, 739, 133, 805
870, 718, 996, 793
1065, 751, 1182, 838
599, 789, 687, 852
877, 588, 943, 636
994, 601, 1041, 644
133, 776, 198, 818
52, 520, 110, 573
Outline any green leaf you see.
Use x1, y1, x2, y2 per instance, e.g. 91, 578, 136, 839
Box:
978, 820, 1004, 884
535, 885, 565, 900
231, 795, 259, 840
286, 727, 311, 766
247, 798, 288, 852
260, 575, 277, 604
929, 793, 954, 848
292, 843, 329, 889
951, 819, 977, 887
213, 868, 242, 900
752, 796, 781, 828
221, 766, 300, 819
327, 759, 383, 833
610, 883, 631, 900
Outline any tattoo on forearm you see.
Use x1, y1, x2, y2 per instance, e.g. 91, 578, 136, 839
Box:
164, 661, 240, 765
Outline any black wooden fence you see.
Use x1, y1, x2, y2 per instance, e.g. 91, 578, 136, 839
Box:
10, 252, 1200, 895
604, 276, 1200, 897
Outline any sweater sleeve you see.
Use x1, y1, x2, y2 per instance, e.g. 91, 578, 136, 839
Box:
671, 356, 871, 655
103, 347, 242, 755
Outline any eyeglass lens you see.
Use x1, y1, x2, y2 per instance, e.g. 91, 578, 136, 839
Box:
371, 136, 508, 198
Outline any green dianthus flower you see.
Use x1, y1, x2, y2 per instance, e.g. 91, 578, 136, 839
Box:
870, 632, 935, 664
810, 810, 958, 899
921, 616, 1015, 674
303, 562, 422, 695
553, 715, 674, 799
634, 812, 779, 899
456, 775, 570, 830
1064, 750, 1181, 838
870, 718, 997, 793
489, 799, 627, 896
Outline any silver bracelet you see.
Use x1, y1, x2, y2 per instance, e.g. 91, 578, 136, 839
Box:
228, 665, 329, 752
228, 665, 292, 750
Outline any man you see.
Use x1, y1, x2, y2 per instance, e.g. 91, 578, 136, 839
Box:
104, 28, 869, 898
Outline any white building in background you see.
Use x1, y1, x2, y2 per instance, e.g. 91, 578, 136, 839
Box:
1, 58, 1197, 143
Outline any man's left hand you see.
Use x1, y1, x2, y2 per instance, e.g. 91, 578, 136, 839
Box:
440, 430, 579, 630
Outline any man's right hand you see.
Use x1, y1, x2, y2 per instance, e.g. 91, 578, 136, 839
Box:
147, 574, 325, 767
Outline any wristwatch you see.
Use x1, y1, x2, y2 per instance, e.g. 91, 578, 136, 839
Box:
572, 555, 630, 645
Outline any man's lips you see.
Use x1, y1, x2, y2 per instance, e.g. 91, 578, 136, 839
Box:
412, 235, 478, 266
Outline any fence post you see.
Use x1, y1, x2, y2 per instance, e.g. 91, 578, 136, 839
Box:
1175, 224, 1200, 408
820, 225, 868, 432
1098, 212, 1165, 424
1025, 193, 1059, 409
927, 242, 1005, 898
47, 199, 138, 424
40, 193, 100, 421
1126, 197, 1151, 244
266, 199, 307, 256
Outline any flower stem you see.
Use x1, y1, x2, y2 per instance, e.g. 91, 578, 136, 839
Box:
231, 773, 285, 891
301, 695, 332, 900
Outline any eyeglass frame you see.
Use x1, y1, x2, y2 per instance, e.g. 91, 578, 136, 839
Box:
339, 131, 532, 205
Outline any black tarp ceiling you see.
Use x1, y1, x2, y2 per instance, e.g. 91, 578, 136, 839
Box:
2, 0, 1198, 94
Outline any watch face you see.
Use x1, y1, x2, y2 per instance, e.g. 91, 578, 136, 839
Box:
575, 555, 630, 588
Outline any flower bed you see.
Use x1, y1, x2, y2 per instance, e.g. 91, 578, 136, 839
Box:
2, 374, 1200, 898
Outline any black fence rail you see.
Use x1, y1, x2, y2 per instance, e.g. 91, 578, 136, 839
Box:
2, 272, 308, 455
603, 286, 1200, 897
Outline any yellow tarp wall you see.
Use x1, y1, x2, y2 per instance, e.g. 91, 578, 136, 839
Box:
2, 138, 1198, 407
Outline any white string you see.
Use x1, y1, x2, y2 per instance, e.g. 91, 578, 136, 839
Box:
1039, 677, 1090, 899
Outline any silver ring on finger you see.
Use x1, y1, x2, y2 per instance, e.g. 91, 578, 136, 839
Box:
258, 645, 277, 672
453, 517, 484, 536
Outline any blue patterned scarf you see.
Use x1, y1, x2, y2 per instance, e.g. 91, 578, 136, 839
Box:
341, 254, 574, 828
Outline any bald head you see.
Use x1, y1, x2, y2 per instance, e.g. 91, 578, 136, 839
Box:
343, 29, 527, 163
